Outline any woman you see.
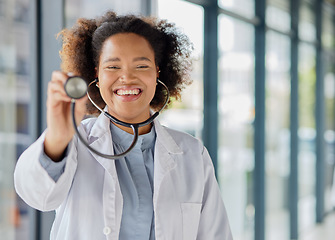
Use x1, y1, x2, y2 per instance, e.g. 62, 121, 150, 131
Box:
14, 11, 233, 240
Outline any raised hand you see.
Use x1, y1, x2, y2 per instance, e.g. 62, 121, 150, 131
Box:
44, 71, 87, 161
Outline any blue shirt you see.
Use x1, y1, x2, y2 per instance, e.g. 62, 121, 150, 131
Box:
111, 123, 156, 240
39, 123, 156, 240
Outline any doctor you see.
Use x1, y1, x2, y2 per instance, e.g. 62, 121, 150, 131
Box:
14, 11, 233, 240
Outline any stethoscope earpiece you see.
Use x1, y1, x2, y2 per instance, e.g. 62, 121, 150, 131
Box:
64, 76, 169, 160
94, 78, 99, 88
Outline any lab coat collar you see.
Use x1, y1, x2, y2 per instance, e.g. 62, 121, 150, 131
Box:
85, 108, 183, 171
88, 107, 183, 155
153, 118, 183, 155
88, 109, 112, 144
85, 111, 116, 175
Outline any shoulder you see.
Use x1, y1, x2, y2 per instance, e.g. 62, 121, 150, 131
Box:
164, 125, 202, 145
156, 122, 205, 155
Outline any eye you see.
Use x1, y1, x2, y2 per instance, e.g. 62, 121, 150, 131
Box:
106, 66, 120, 70
137, 65, 149, 69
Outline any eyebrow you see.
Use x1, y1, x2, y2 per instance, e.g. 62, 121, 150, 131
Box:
102, 56, 152, 64
133, 57, 152, 62
102, 57, 120, 64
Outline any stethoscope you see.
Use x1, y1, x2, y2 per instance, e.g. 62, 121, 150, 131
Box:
64, 76, 169, 159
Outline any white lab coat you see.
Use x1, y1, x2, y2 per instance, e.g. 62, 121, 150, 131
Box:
14, 112, 233, 240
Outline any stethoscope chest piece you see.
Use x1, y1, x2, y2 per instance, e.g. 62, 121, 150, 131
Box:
64, 76, 88, 99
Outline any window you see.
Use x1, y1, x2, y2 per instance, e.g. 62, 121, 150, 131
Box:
65, 0, 144, 27
1, 0, 33, 239
266, 0, 290, 33
157, 0, 204, 139
298, 43, 316, 233
265, 30, 291, 240
218, 0, 254, 19
322, 7, 335, 214
218, 15, 255, 240
299, 0, 316, 42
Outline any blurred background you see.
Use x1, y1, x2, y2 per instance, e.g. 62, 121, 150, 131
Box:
1, 0, 335, 239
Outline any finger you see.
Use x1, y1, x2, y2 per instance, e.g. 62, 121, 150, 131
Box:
49, 92, 72, 105
48, 81, 72, 102
50, 72, 70, 96
50, 71, 74, 97
51, 70, 71, 84
48, 80, 68, 94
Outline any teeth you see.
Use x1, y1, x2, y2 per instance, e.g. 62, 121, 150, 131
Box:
116, 89, 140, 96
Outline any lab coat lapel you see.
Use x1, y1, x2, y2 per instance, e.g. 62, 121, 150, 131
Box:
153, 119, 182, 201
86, 113, 116, 174
153, 120, 184, 239
84, 112, 122, 239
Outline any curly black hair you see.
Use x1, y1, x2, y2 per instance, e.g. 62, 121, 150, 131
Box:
58, 11, 193, 114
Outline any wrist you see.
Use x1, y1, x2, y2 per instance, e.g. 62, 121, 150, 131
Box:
44, 131, 71, 162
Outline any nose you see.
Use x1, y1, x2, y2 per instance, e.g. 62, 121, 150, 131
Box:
118, 69, 136, 83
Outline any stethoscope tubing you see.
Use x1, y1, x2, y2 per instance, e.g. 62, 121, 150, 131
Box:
71, 99, 139, 159
67, 77, 169, 159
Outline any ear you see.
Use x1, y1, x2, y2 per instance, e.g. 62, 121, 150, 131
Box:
95, 67, 98, 78
156, 67, 160, 78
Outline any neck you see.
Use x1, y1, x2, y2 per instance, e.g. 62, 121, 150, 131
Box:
113, 122, 152, 135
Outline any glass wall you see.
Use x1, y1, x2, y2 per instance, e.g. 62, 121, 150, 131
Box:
218, 15, 255, 240
299, 0, 316, 43
322, 6, 335, 214
1, 0, 32, 239
157, 0, 204, 139
266, 0, 290, 33
218, 0, 254, 19
298, 0, 317, 233
264, 1, 291, 239
65, 0, 144, 27
265, 30, 291, 240
298, 42, 316, 233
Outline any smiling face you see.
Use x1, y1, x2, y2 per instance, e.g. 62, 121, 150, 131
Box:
97, 33, 158, 128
